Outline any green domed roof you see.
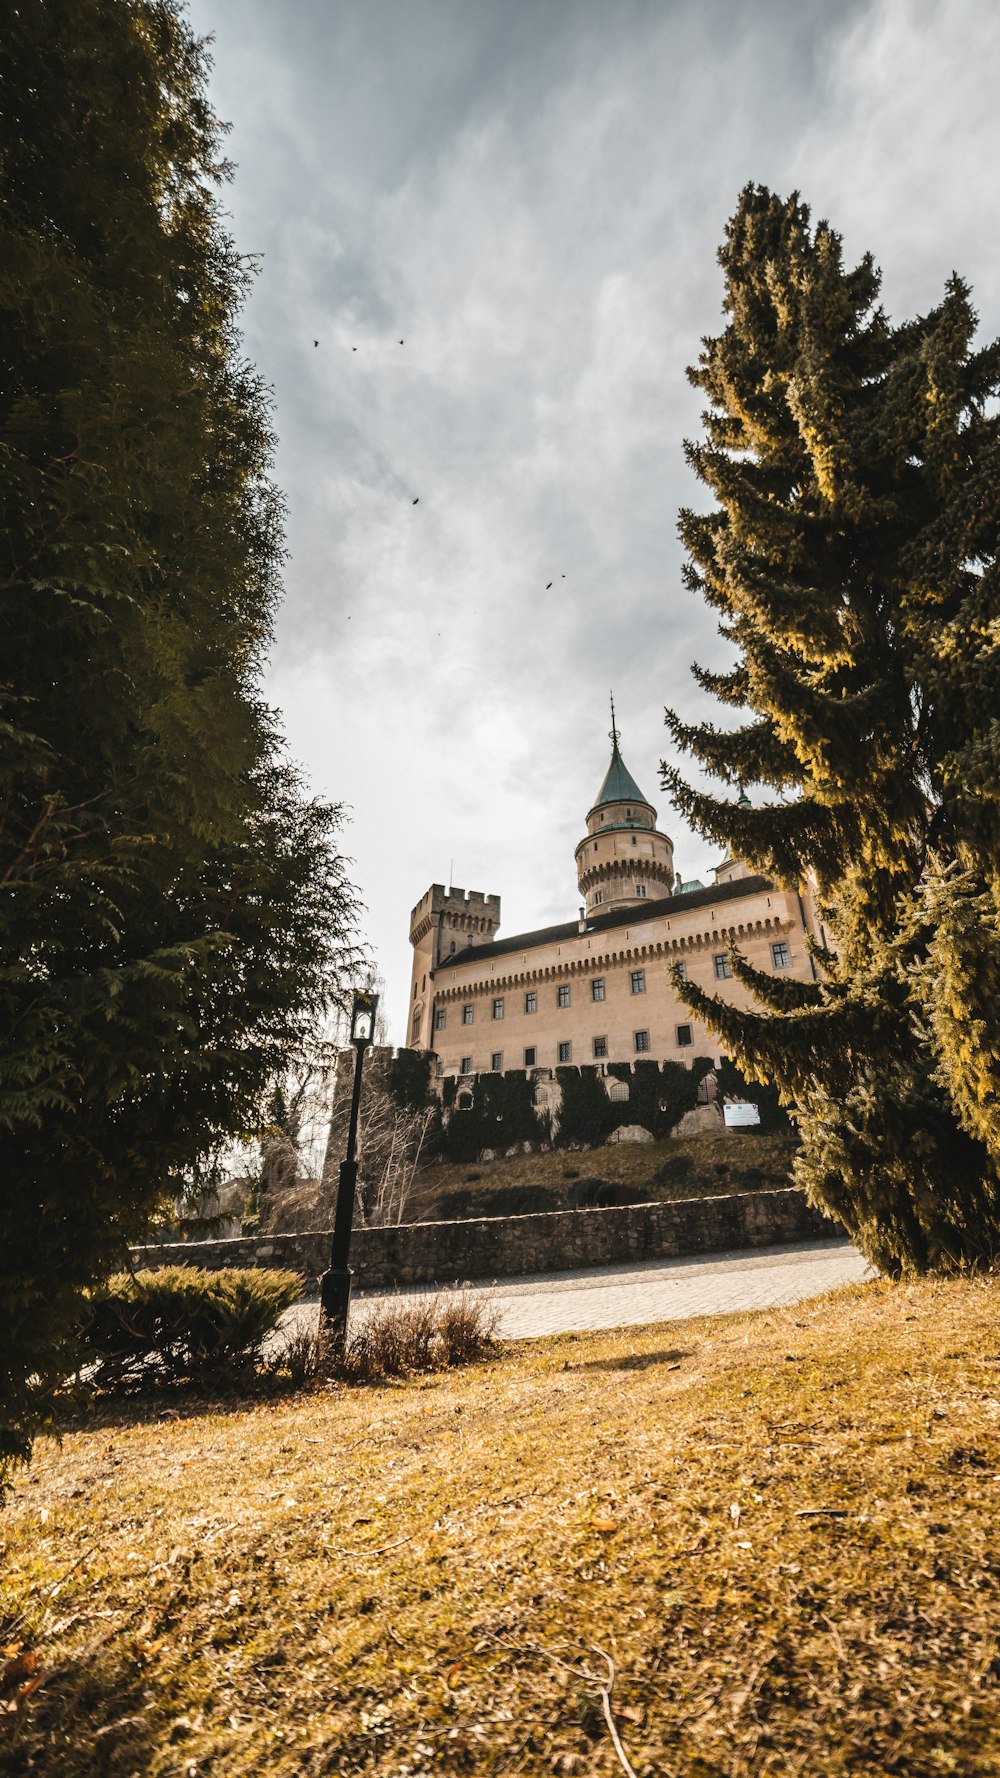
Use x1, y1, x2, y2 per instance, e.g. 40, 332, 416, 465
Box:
592, 738, 650, 811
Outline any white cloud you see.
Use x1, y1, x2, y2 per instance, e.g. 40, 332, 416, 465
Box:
187, 0, 1000, 1036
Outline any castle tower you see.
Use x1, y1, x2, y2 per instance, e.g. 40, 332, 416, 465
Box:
574, 702, 675, 916
407, 884, 501, 1050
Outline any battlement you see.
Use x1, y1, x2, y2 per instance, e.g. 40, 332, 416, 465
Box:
409, 884, 501, 948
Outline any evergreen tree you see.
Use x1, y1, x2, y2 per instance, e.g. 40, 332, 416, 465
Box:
663, 185, 1000, 1275
0, 1, 361, 1483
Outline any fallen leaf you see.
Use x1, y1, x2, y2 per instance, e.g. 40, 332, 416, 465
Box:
591, 1517, 617, 1533
446, 1661, 464, 1687
729, 1502, 741, 1526
2, 1650, 39, 1691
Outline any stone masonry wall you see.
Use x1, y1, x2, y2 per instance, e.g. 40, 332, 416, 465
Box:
131, 1188, 838, 1291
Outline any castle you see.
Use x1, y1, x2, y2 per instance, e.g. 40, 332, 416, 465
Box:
408, 712, 819, 1093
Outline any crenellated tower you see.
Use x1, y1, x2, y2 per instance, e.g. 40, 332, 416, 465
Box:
407, 884, 501, 1050
574, 702, 675, 915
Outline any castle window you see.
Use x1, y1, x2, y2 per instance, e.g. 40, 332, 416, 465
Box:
635, 882, 646, 897
457, 1090, 473, 1109
626, 809, 631, 817
491, 1050, 503, 1072
714, 953, 731, 979
594, 890, 604, 905
558, 1040, 572, 1064
460, 1056, 473, 1076
525, 990, 537, 1014
634, 1029, 650, 1053
449, 942, 456, 954
492, 997, 504, 1020
557, 984, 571, 1007
591, 978, 605, 1002
462, 1003, 474, 1025
593, 1035, 608, 1059
771, 940, 791, 969
434, 1008, 446, 1030
608, 1079, 629, 1102
412, 981, 417, 999
676, 960, 687, 981
524, 1046, 537, 1067
630, 969, 645, 995
676, 1023, 693, 1047
631, 837, 637, 846
411, 1009, 421, 1040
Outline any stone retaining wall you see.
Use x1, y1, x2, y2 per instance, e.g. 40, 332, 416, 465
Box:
131, 1188, 838, 1290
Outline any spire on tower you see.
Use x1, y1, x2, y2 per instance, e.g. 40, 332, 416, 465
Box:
609, 690, 620, 750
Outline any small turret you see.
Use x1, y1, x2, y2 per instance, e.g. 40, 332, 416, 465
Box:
407, 884, 500, 1049
574, 698, 675, 915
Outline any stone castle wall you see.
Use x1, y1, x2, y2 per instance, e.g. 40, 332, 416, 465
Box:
131, 1187, 839, 1291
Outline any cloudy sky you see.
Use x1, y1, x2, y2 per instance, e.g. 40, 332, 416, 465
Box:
185, 0, 1000, 1040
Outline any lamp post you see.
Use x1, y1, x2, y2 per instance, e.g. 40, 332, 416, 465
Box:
320, 990, 379, 1349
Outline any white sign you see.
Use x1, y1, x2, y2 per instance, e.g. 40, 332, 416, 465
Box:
724, 1102, 761, 1128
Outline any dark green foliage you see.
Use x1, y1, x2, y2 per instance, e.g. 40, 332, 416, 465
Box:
0, 2, 360, 1486
555, 1059, 713, 1147
715, 1058, 793, 1136
659, 1056, 715, 1134
568, 1177, 646, 1208
554, 1066, 618, 1147
664, 185, 1000, 1273
442, 1070, 546, 1163
78, 1267, 300, 1390
653, 1152, 695, 1190
387, 1048, 434, 1113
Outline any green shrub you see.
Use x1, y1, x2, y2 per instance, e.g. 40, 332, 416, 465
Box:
420, 1182, 559, 1220
654, 1151, 696, 1188
78, 1267, 301, 1390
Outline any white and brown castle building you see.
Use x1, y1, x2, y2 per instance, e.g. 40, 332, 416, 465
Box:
408, 716, 819, 1088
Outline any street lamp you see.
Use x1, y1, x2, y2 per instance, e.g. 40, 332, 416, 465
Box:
320, 990, 379, 1348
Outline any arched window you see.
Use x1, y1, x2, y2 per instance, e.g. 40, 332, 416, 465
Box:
608, 1079, 630, 1103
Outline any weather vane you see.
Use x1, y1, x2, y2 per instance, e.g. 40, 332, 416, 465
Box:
609, 690, 620, 749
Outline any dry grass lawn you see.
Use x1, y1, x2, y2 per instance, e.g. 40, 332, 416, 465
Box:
3, 1275, 1000, 1776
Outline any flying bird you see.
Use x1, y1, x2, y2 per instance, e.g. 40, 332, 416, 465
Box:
399, 339, 404, 344
412, 497, 419, 505
352, 346, 357, 351
313, 339, 319, 347
546, 582, 552, 590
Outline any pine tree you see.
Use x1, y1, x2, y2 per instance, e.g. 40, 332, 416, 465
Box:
0, 1, 362, 1483
663, 185, 1000, 1275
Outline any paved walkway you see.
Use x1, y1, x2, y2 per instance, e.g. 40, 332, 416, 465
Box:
287, 1238, 868, 1343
